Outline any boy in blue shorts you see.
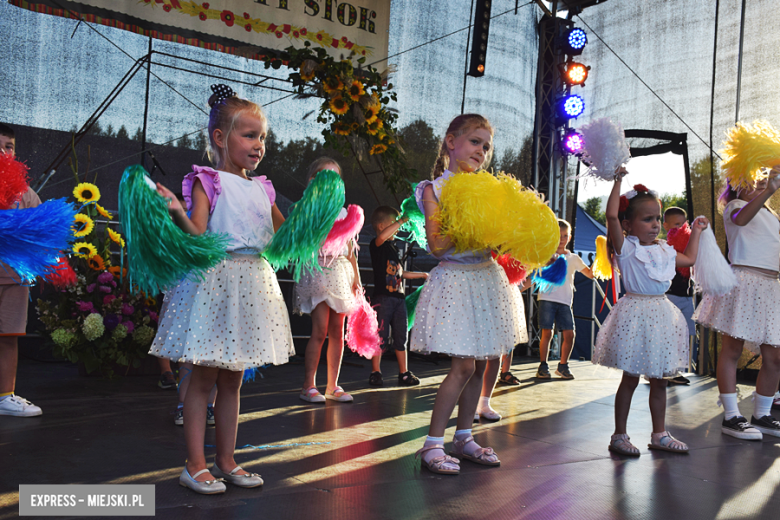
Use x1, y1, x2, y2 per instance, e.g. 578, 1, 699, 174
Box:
536, 220, 594, 380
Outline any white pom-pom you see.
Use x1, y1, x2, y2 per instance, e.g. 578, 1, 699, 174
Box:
691, 223, 738, 296
577, 117, 631, 181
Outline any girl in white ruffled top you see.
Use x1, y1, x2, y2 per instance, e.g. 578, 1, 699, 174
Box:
152, 85, 294, 495
593, 172, 707, 456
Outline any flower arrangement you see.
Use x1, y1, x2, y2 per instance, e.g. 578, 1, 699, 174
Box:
264, 44, 414, 193
36, 167, 159, 376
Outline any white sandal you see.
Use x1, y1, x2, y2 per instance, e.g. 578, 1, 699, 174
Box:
415, 445, 460, 475
648, 431, 689, 453
609, 434, 640, 456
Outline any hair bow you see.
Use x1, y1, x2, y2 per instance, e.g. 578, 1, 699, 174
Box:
210, 84, 235, 107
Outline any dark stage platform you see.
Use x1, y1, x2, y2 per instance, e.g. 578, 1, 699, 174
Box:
2, 355, 779, 520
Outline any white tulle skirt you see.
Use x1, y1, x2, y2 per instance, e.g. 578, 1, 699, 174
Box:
293, 255, 356, 315
592, 293, 688, 378
694, 267, 780, 353
410, 260, 524, 359
512, 284, 529, 345
149, 253, 294, 371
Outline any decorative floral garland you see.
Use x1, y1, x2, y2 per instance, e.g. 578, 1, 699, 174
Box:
263, 43, 413, 193
142, 0, 371, 56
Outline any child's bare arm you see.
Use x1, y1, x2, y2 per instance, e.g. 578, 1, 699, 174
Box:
605, 171, 627, 255
676, 217, 709, 267
402, 271, 428, 280
271, 204, 285, 232
422, 185, 453, 258
376, 217, 407, 247
157, 180, 208, 236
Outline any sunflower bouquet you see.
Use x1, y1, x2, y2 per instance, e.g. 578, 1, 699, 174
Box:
263, 44, 414, 193
35, 180, 159, 377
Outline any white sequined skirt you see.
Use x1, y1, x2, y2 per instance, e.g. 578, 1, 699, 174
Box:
694, 267, 780, 353
149, 254, 294, 371
512, 284, 529, 345
592, 293, 688, 378
293, 255, 356, 315
410, 260, 524, 359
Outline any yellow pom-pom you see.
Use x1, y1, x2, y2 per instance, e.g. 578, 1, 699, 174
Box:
436, 170, 559, 270
591, 235, 612, 281
721, 120, 780, 190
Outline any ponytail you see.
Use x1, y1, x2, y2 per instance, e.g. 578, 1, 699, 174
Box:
430, 140, 450, 179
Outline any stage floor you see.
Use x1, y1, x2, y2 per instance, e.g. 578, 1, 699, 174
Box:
2, 354, 779, 520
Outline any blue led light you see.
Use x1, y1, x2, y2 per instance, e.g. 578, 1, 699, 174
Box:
562, 95, 585, 118
563, 131, 584, 154
568, 28, 587, 50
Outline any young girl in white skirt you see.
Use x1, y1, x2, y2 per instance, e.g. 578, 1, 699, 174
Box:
412, 114, 524, 474
296, 157, 361, 404
694, 168, 780, 440
151, 85, 294, 494
593, 173, 707, 456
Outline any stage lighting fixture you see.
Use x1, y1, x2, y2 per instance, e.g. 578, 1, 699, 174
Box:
558, 95, 585, 120
562, 130, 585, 154
564, 62, 589, 86
467, 1, 492, 77
562, 27, 587, 56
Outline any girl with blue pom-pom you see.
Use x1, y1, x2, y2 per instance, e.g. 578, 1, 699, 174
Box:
149, 85, 295, 495
594, 172, 707, 456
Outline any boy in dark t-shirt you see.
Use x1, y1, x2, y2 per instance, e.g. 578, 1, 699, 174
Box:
368, 206, 428, 387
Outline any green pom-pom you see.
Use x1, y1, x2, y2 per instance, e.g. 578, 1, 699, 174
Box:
118, 165, 230, 295
405, 284, 424, 331
263, 169, 345, 281
398, 188, 427, 249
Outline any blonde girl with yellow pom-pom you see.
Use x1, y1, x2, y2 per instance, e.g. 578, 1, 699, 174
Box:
594, 171, 707, 456
694, 167, 780, 441
411, 114, 526, 475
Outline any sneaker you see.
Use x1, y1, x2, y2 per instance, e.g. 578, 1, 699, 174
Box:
0, 394, 42, 417
555, 363, 574, 380
158, 371, 177, 390
536, 363, 550, 379
174, 407, 184, 426
399, 371, 420, 386
206, 406, 215, 426
772, 392, 780, 410
368, 371, 383, 387
722, 416, 762, 440
668, 375, 691, 385
751, 415, 780, 438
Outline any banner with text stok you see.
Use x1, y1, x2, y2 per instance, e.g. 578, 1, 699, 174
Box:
19, 485, 155, 516
9, 0, 390, 62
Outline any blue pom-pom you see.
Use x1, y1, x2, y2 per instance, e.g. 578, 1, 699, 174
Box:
0, 198, 75, 283
532, 255, 568, 293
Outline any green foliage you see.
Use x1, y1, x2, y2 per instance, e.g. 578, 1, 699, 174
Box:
116, 125, 129, 140
496, 135, 534, 186
582, 196, 606, 225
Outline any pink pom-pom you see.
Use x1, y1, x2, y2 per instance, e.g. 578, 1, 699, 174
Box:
666, 223, 691, 278
43, 257, 78, 289
492, 252, 527, 285
345, 286, 382, 359
0, 154, 30, 210
321, 205, 364, 261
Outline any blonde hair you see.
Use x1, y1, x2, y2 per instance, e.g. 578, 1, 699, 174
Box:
431, 114, 495, 179
306, 156, 341, 183
207, 92, 267, 169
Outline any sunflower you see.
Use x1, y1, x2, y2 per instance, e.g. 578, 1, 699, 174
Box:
347, 80, 365, 101
331, 122, 351, 136
366, 118, 384, 136
369, 144, 388, 155
364, 104, 380, 124
107, 228, 125, 248
95, 204, 113, 219
72, 213, 95, 238
322, 76, 344, 95
328, 95, 350, 116
87, 255, 106, 271
73, 241, 98, 259
73, 182, 101, 203
108, 266, 127, 280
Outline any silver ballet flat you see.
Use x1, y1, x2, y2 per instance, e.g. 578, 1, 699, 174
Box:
211, 464, 264, 488
179, 467, 226, 495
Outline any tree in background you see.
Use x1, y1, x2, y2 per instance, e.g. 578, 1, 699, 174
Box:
496, 135, 533, 186
194, 130, 208, 151
116, 126, 129, 140
132, 127, 143, 142
398, 119, 439, 181
176, 133, 193, 149
582, 196, 606, 225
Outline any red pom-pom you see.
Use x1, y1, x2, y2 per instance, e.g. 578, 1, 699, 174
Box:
618, 196, 629, 214
0, 154, 30, 210
492, 252, 528, 285
43, 257, 78, 289
633, 184, 650, 193
666, 223, 691, 277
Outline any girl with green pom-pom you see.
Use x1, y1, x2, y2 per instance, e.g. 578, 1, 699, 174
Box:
149, 85, 294, 495
295, 157, 362, 404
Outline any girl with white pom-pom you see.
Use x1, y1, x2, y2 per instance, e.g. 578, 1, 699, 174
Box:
694, 167, 780, 441
593, 169, 708, 456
